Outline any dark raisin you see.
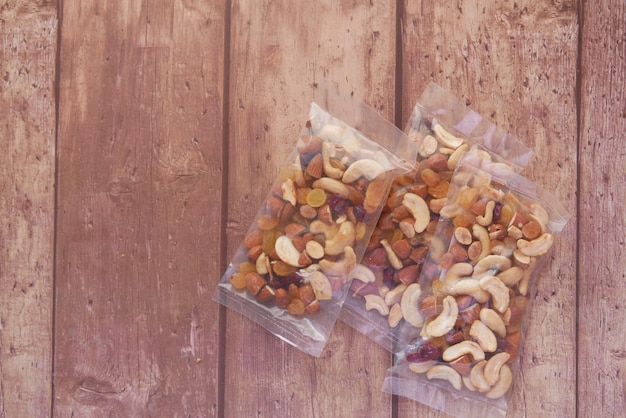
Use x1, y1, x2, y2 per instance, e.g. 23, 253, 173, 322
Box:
327, 194, 348, 215
405, 338, 441, 363
493, 202, 503, 222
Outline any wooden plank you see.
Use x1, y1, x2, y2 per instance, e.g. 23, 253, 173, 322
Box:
399, 1, 578, 416
0, 3, 57, 416
578, 1, 626, 416
223, 1, 397, 416
54, 1, 225, 415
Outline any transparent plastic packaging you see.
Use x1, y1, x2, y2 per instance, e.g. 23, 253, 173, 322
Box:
339, 83, 533, 352
382, 146, 570, 417
214, 83, 418, 357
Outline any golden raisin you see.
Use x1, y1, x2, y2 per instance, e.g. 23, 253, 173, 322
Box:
306, 188, 328, 208
229, 272, 247, 290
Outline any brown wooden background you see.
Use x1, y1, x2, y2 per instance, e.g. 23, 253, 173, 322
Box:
1, 0, 623, 416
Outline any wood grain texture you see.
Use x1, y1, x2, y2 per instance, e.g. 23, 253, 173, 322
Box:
400, 1, 578, 416
223, 1, 396, 416
0, 3, 57, 416
54, 1, 224, 415
578, 0, 626, 415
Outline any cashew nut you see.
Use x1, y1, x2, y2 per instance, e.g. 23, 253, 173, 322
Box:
312, 177, 350, 198
447, 143, 469, 170
346, 264, 376, 284
472, 255, 512, 279
307, 270, 333, 300
384, 283, 408, 306
388, 303, 403, 328
309, 220, 340, 240
409, 359, 437, 374
342, 159, 386, 183
470, 360, 492, 393
469, 320, 498, 353
479, 276, 510, 313
402, 193, 430, 233
484, 352, 511, 385
275, 236, 304, 267
426, 365, 463, 391
255, 252, 269, 275
450, 279, 490, 303
472, 224, 491, 261
319, 247, 357, 281
479, 308, 507, 338
442, 340, 485, 362
497, 266, 524, 287
364, 294, 389, 316
517, 232, 554, 257
476, 200, 496, 226
379, 239, 403, 270
400, 283, 424, 328
321, 141, 344, 179
324, 221, 356, 256
444, 262, 474, 294
517, 256, 537, 296
462, 375, 477, 392
418, 134, 438, 157
433, 124, 464, 149
424, 295, 458, 337
485, 364, 513, 399
530, 202, 549, 232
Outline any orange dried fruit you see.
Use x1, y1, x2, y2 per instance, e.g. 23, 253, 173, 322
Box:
287, 298, 306, 316
239, 262, 257, 275
428, 180, 450, 199
420, 168, 441, 187
364, 178, 387, 213
272, 260, 297, 277
257, 215, 279, 230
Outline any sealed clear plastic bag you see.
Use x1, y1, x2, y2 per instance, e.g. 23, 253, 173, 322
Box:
382, 146, 570, 417
214, 83, 418, 357
339, 83, 533, 352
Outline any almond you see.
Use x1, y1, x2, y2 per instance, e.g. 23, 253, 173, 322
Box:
297, 135, 323, 155
247, 245, 263, 262
243, 229, 264, 248
449, 242, 468, 262
427, 153, 449, 172
245, 272, 266, 297
297, 251, 312, 267
266, 196, 285, 216
256, 285, 276, 302
364, 247, 388, 268
306, 153, 323, 178
420, 294, 446, 318
285, 223, 306, 237
391, 239, 412, 260
298, 283, 317, 305
317, 204, 333, 224
275, 288, 290, 309
304, 299, 321, 315
409, 246, 428, 264
395, 264, 419, 285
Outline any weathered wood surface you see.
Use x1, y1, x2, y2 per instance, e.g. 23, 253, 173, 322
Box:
0, 2, 57, 416
54, 0, 225, 415
1, 0, 624, 417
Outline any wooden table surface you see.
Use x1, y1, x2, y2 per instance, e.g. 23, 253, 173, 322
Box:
1, 1, 624, 417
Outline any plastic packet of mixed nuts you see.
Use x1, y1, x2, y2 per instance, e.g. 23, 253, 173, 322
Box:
213, 83, 418, 357
339, 83, 533, 352
381, 146, 570, 417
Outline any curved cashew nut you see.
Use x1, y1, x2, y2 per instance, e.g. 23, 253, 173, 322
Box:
530, 203, 549, 232
424, 295, 458, 337
472, 224, 491, 261
321, 141, 344, 179
442, 340, 485, 362
400, 283, 424, 328
463, 375, 477, 392
451, 279, 490, 303
476, 200, 496, 226
342, 158, 386, 183
319, 246, 357, 279
470, 360, 492, 393
484, 352, 511, 385
517, 256, 537, 296
384, 283, 408, 306
275, 236, 304, 267
312, 177, 350, 198
447, 143, 469, 170
479, 308, 507, 338
479, 276, 510, 313
307, 270, 333, 300
364, 294, 389, 316
380, 239, 403, 270
469, 320, 498, 353
402, 193, 430, 233
347, 264, 376, 284
324, 221, 356, 256
444, 262, 474, 294
473, 255, 512, 278
485, 364, 513, 399
518, 232, 554, 257
497, 266, 524, 286
409, 359, 437, 374
426, 365, 463, 391
388, 303, 403, 328
433, 124, 464, 149
309, 220, 340, 240
418, 134, 438, 157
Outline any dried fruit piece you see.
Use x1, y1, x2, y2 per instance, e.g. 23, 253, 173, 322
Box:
229, 272, 247, 290
306, 188, 328, 208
